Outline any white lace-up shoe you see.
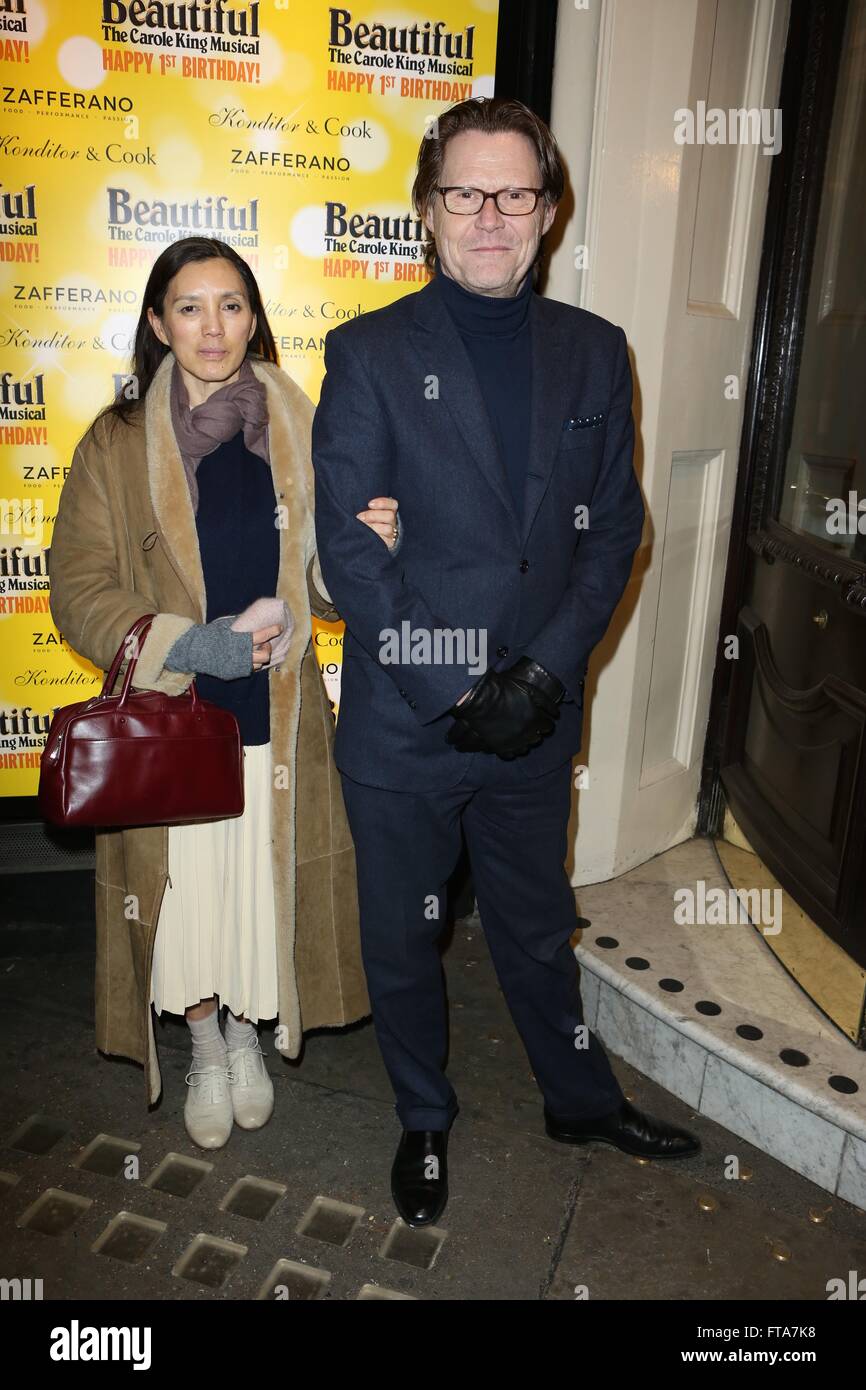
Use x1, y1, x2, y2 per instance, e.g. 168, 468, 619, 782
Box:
184, 1064, 235, 1149
226, 1035, 274, 1129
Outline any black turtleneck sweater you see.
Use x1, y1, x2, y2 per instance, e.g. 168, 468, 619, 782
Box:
435, 254, 533, 524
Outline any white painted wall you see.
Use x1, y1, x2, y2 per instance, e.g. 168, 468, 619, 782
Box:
543, 0, 790, 883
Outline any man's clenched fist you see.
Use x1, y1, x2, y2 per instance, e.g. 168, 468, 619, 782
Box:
446, 656, 565, 759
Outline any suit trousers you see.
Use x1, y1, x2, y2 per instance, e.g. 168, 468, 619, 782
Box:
340, 754, 626, 1130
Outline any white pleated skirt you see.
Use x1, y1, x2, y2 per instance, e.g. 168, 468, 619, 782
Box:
149, 741, 279, 1022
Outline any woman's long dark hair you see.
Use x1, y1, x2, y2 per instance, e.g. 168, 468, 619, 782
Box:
98, 236, 279, 426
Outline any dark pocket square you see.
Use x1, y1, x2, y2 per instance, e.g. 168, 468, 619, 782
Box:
564, 413, 605, 430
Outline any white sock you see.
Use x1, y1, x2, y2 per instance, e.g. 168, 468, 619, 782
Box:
225, 1010, 257, 1051
187, 1008, 227, 1069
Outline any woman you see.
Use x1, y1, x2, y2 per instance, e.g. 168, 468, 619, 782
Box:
49, 236, 400, 1148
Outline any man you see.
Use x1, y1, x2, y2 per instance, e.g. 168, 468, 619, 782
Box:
312, 96, 699, 1228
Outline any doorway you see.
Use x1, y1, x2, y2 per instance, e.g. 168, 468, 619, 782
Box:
702, 0, 866, 1044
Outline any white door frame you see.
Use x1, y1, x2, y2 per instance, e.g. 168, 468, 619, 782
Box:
547, 0, 790, 882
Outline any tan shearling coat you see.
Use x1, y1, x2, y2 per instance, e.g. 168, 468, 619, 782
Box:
49, 352, 370, 1104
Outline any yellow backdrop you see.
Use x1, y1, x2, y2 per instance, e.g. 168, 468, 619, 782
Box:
0, 0, 500, 794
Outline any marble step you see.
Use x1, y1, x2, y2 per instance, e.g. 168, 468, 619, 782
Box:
573, 837, 866, 1212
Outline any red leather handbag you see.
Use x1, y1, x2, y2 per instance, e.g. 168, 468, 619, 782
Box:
38, 613, 244, 828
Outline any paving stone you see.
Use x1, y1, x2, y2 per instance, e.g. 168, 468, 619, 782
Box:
257, 1258, 330, 1300
545, 1148, 866, 1301
0, 1171, 20, 1199
380, 1219, 446, 1270
296, 1196, 364, 1247
145, 1153, 212, 1199
91, 1211, 167, 1264
2, 939, 865, 1301
17, 1187, 92, 1236
356, 1283, 417, 1300
74, 1134, 141, 1178
7, 1115, 68, 1156
174, 1234, 248, 1290
220, 1177, 286, 1222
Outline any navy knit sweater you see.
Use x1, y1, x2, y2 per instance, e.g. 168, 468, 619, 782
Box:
193, 429, 279, 746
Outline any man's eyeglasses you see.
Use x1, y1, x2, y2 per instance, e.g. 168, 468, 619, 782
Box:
436, 186, 544, 216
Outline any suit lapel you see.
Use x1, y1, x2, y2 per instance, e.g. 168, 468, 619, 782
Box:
521, 294, 578, 545
409, 277, 578, 548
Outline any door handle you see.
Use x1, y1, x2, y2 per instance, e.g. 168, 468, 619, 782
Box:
812, 609, 829, 629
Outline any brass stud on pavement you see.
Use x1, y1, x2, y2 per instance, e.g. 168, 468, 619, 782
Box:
697, 1193, 719, 1212
808, 1206, 831, 1225
767, 1238, 792, 1262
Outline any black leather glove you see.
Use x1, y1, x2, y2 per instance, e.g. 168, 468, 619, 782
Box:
446, 656, 565, 759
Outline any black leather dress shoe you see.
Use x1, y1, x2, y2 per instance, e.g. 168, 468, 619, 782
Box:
544, 1099, 701, 1159
391, 1128, 449, 1226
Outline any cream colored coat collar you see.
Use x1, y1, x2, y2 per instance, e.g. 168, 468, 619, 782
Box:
144, 351, 317, 628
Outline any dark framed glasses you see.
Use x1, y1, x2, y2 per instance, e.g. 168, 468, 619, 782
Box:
437, 186, 544, 215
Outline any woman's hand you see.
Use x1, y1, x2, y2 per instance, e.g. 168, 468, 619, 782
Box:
356, 496, 400, 551
229, 598, 293, 670
251, 624, 282, 670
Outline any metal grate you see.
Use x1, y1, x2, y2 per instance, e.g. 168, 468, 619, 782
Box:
0, 820, 95, 874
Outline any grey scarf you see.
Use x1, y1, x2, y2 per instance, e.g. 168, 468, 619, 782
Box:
169, 355, 270, 514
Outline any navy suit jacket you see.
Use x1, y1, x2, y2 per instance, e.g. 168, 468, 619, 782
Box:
311, 272, 645, 790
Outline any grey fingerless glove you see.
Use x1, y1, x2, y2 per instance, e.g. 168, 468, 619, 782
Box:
164, 616, 254, 679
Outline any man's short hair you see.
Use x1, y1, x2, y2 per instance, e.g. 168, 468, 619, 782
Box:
412, 96, 566, 272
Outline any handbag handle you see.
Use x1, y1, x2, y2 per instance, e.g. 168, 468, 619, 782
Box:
100, 613, 155, 696
99, 613, 201, 710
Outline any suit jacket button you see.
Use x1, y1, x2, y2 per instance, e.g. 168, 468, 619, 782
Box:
519, 559, 529, 573
497, 646, 508, 658
408, 700, 417, 710
398, 688, 407, 696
